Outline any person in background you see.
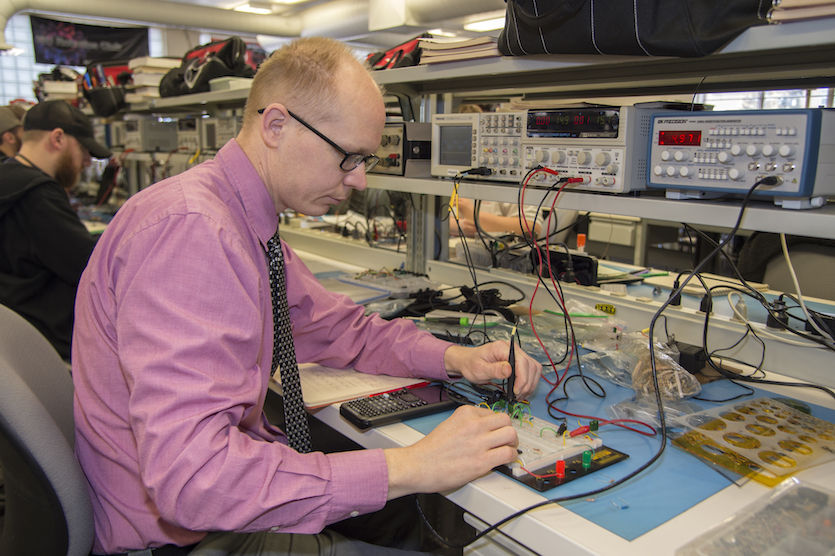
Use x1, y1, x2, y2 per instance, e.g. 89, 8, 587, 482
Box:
0, 106, 23, 162
452, 197, 579, 245
72, 37, 541, 556
0, 100, 111, 359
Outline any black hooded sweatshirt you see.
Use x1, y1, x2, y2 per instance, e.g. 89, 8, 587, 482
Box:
0, 159, 96, 359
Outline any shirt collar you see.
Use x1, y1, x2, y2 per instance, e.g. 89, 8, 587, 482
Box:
215, 139, 279, 249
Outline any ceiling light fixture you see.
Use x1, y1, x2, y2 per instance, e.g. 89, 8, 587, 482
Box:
463, 17, 506, 32
233, 2, 273, 14
427, 29, 457, 38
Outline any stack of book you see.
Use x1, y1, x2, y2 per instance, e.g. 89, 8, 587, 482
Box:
768, 0, 835, 22
42, 80, 79, 101
126, 56, 181, 103
418, 36, 501, 65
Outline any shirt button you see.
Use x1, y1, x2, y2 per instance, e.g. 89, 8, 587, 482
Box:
270, 526, 281, 533
350, 511, 359, 518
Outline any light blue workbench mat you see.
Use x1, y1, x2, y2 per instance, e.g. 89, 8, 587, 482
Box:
406, 379, 835, 542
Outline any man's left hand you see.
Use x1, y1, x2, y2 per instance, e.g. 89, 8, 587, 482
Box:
444, 342, 541, 400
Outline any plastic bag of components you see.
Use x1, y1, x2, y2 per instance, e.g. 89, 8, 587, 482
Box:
489, 320, 567, 368
631, 348, 701, 400
606, 394, 704, 430
364, 298, 414, 319
579, 349, 636, 389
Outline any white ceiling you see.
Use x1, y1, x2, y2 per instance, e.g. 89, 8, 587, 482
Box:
153, 0, 506, 52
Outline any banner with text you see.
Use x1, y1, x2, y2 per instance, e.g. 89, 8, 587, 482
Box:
31, 16, 149, 66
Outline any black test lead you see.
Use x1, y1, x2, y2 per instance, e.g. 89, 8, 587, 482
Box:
507, 327, 517, 409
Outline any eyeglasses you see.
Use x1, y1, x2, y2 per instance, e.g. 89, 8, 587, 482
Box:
257, 108, 380, 172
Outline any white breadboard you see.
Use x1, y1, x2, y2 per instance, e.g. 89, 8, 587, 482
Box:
509, 415, 603, 477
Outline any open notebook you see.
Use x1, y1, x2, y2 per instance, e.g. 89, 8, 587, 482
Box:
270, 363, 427, 409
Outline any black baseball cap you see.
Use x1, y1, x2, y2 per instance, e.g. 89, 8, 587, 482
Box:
23, 100, 112, 159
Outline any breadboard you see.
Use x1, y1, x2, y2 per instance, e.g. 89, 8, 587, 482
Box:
497, 414, 629, 492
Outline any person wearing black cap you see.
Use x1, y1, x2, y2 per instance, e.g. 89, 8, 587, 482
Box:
0, 100, 112, 360
0, 106, 23, 162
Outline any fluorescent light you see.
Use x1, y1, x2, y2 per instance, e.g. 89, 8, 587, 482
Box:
427, 29, 457, 38
463, 17, 505, 32
234, 3, 273, 14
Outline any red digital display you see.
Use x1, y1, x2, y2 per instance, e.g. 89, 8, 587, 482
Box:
658, 130, 702, 146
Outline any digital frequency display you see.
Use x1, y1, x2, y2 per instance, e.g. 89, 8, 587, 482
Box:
658, 130, 702, 146
527, 109, 619, 138
439, 125, 473, 166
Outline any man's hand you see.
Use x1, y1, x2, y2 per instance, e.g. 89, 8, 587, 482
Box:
384, 405, 518, 499
444, 342, 541, 401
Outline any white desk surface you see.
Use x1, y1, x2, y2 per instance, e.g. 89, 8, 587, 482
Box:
293, 248, 835, 556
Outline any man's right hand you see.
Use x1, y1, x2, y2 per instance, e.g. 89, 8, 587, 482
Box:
383, 405, 518, 499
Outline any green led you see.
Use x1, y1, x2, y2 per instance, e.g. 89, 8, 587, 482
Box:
582, 450, 592, 469
590, 420, 599, 432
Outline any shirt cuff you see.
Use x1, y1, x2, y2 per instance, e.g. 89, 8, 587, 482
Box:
325, 449, 389, 523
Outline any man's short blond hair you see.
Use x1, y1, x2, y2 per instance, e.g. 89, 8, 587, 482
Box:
243, 37, 375, 129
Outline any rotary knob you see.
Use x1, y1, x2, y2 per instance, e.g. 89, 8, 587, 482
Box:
553, 150, 567, 164
674, 151, 689, 162
488, 156, 497, 164
535, 150, 550, 163
762, 145, 777, 157
717, 151, 734, 164
606, 164, 619, 174
746, 145, 761, 156
595, 152, 611, 166
653, 166, 664, 176
730, 144, 744, 156
498, 156, 508, 165
660, 150, 672, 161
779, 145, 796, 157
680, 167, 692, 177
666, 166, 676, 176
576, 152, 592, 165
728, 168, 745, 181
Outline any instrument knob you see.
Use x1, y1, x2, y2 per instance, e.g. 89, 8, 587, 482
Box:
729, 168, 745, 181
746, 145, 761, 156
595, 152, 611, 166
535, 150, 550, 163
674, 151, 689, 162
576, 151, 592, 165
779, 145, 796, 157
717, 151, 733, 164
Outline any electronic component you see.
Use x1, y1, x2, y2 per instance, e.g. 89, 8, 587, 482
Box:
370, 122, 431, 177
521, 105, 658, 193
201, 115, 243, 152
530, 248, 599, 286
176, 117, 202, 152
497, 415, 629, 492
109, 120, 126, 148
431, 111, 526, 182
123, 119, 178, 152
648, 108, 835, 209
339, 385, 466, 429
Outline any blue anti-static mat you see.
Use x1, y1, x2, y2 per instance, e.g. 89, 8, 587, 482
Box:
405, 378, 835, 542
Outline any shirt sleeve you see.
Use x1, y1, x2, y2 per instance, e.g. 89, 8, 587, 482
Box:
282, 242, 452, 382
112, 214, 388, 534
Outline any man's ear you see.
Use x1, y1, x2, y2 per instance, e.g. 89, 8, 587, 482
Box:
48, 128, 68, 153
260, 104, 290, 149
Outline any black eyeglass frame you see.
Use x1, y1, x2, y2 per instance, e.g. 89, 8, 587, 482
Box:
257, 107, 380, 172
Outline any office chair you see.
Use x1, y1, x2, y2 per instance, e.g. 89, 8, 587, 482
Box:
0, 304, 94, 556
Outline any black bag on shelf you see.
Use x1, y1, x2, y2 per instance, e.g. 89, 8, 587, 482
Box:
160, 37, 256, 97
84, 86, 127, 118
498, 0, 771, 58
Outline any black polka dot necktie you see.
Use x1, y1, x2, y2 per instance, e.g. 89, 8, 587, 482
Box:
265, 231, 312, 453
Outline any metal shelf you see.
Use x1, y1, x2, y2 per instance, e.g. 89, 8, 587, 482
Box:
127, 86, 251, 113
367, 175, 835, 240
375, 19, 835, 99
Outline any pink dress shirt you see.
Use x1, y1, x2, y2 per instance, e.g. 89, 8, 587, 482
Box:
72, 140, 452, 554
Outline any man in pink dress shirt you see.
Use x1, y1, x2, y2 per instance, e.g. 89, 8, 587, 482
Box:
72, 37, 541, 556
